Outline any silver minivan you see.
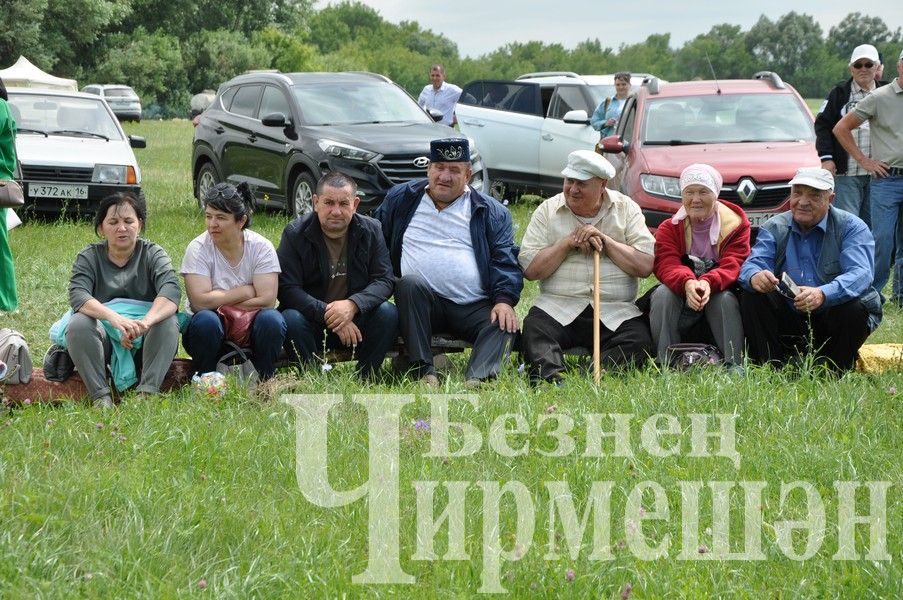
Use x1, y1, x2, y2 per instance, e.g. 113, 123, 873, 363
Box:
81, 84, 142, 122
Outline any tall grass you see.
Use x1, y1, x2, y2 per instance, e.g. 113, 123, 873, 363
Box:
0, 119, 899, 598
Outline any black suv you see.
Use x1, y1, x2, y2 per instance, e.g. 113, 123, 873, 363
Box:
192, 71, 486, 215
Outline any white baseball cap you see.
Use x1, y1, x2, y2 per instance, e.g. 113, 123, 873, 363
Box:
789, 167, 834, 191
849, 44, 880, 66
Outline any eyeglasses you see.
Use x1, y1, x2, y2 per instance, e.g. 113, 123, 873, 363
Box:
205, 186, 239, 201
851, 61, 875, 69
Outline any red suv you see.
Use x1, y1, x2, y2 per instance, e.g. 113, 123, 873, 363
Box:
601, 73, 819, 229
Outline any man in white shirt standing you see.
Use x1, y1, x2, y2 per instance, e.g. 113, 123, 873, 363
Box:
374, 138, 522, 387
417, 64, 463, 127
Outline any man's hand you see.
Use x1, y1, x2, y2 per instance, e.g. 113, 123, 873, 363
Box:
324, 299, 359, 331
857, 156, 889, 177
684, 278, 711, 311
750, 270, 779, 293
333, 321, 363, 347
490, 303, 519, 333
794, 286, 825, 313
568, 225, 604, 255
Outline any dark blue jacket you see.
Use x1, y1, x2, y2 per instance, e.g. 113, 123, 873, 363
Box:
373, 179, 523, 306
276, 212, 394, 324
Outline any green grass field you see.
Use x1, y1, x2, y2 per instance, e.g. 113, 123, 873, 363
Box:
0, 120, 900, 598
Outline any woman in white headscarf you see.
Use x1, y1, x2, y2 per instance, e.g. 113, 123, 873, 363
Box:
649, 163, 750, 366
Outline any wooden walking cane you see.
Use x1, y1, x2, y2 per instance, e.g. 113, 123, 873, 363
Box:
593, 248, 601, 383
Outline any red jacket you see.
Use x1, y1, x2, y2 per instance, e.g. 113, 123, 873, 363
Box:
653, 200, 750, 295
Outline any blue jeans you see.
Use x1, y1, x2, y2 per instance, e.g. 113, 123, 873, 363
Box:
833, 174, 870, 227
282, 301, 399, 378
869, 175, 903, 300
183, 308, 287, 379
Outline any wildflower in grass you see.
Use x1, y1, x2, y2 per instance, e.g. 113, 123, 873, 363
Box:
321, 362, 333, 372
96, 422, 104, 430
888, 386, 897, 396
565, 568, 576, 582
197, 578, 207, 589
698, 544, 709, 554
620, 582, 633, 598
414, 419, 430, 431
23, 398, 32, 405
545, 404, 557, 413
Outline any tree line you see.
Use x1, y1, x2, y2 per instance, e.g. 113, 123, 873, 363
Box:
1, 1, 900, 116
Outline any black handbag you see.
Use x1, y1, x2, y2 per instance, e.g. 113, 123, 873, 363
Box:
42, 344, 75, 382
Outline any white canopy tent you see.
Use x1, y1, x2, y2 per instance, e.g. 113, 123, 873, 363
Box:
0, 56, 77, 91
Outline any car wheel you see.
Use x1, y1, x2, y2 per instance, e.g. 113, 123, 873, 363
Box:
196, 162, 219, 207
489, 178, 507, 202
290, 172, 315, 217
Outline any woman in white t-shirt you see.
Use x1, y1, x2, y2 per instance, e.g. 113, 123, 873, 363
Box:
181, 183, 285, 378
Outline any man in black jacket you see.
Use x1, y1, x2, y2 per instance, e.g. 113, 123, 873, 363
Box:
277, 172, 397, 378
814, 43, 888, 226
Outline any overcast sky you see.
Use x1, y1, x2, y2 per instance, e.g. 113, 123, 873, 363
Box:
319, 1, 902, 59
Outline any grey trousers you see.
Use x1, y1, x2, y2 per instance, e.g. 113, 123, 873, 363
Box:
395, 274, 515, 380
649, 285, 744, 364
65, 312, 180, 399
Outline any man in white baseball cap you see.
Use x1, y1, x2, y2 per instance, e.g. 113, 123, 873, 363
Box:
738, 167, 882, 372
814, 43, 888, 226
834, 47, 903, 307
518, 150, 655, 384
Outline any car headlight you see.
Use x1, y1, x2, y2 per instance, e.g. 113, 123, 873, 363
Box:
92, 164, 138, 184
317, 139, 378, 162
640, 174, 681, 199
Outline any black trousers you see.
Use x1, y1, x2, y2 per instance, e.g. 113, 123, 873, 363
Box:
522, 305, 652, 382
395, 274, 516, 380
739, 289, 870, 372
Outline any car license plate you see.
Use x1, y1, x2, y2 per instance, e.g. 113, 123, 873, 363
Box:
28, 183, 89, 199
748, 212, 777, 228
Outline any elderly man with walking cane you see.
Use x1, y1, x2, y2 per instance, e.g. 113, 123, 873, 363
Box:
519, 150, 655, 385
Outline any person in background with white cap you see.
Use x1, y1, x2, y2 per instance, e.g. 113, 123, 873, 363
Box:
814, 43, 888, 226
650, 163, 750, 367
834, 48, 903, 307
519, 150, 655, 385
738, 167, 882, 372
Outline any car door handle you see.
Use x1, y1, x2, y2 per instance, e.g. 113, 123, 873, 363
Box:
247, 134, 257, 143
461, 120, 484, 127
212, 126, 225, 134
542, 134, 554, 141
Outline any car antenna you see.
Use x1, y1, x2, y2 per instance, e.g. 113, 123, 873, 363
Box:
705, 52, 722, 95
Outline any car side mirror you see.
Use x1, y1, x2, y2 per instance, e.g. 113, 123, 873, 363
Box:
129, 135, 147, 149
601, 134, 626, 153
261, 112, 292, 128
562, 109, 590, 124
427, 108, 443, 122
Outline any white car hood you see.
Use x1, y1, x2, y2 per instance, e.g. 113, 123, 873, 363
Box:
16, 134, 141, 180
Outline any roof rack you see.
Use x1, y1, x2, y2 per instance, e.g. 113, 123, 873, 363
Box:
752, 71, 785, 89
516, 71, 580, 80
642, 76, 661, 95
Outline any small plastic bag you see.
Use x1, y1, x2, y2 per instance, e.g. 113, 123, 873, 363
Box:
192, 371, 227, 399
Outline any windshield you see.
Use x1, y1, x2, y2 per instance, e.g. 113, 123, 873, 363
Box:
104, 88, 138, 99
7, 94, 124, 140
642, 93, 814, 144
292, 81, 432, 126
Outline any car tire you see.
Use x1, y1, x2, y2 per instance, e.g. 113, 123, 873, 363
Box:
488, 178, 508, 202
290, 171, 315, 217
195, 162, 219, 208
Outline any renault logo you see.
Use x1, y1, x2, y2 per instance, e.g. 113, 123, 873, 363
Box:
736, 178, 757, 205
413, 156, 430, 168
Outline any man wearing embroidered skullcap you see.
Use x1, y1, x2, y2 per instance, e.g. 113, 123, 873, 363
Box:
649, 163, 750, 368
738, 167, 882, 372
373, 138, 522, 387
833, 47, 903, 307
519, 150, 656, 385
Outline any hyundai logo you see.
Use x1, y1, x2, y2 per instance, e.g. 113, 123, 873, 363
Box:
736, 178, 757, 205
412, 156, 430, 168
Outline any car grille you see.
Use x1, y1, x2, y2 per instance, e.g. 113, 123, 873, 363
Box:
378, 154, 429, 184
720, 182, 790, 210
22, 165, 94, 183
